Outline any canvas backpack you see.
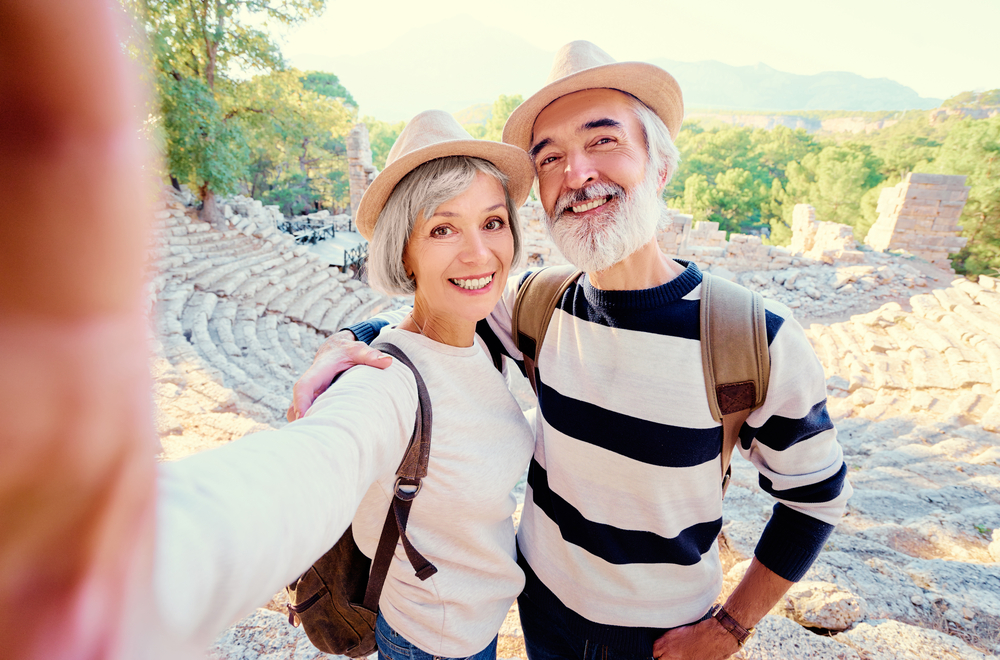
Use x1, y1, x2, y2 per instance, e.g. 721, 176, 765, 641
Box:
285, 341, 437, 658
511, 265, 771, 497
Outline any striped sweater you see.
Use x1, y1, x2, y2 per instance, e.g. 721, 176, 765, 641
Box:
351, 261, 851, 653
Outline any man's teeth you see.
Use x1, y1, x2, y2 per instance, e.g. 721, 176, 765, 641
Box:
451, 275, 494, 290
571, 197, 609, 213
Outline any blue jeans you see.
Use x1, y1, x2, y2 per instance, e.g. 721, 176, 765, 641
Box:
375, 611, 498, 660
518, 593, 655, 660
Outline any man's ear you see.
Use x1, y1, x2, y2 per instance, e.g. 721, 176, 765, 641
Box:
657, 167, 671, 191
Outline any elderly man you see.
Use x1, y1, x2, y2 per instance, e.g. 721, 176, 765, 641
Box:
291, 42, 850, 660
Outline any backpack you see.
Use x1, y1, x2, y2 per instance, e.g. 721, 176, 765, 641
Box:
285, 341, 437, 658
510, 265, 770, 497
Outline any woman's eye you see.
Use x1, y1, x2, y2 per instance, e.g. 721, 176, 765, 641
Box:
484, 217, 506, 231
431, 226, 453, 237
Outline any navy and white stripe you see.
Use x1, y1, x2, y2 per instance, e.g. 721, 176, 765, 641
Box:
483, 261, 851, 646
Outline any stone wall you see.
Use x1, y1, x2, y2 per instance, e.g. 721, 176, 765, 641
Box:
791, 204, 865, 265
864, 173, 969, 270
673, 220, 796, 272
347, 123, 378, 218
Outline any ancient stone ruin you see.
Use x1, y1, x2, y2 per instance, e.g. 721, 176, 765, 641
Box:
865, 173, 970, 269
347, 123, 379, 218
791, 203, 865, 265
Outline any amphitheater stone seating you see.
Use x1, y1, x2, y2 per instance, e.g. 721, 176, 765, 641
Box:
147, 188, 401, 448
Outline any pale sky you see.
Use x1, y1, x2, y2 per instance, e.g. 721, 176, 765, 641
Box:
278, 0, 1000, 101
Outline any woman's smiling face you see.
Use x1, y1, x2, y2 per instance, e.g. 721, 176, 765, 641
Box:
402, 172, 513, 346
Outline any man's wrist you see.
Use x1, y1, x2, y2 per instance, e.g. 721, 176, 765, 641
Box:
709, 604, 755, 649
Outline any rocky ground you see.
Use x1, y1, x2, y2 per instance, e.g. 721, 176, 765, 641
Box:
147, 190, 999, 659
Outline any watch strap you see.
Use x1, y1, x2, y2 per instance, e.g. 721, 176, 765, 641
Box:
710, 604, 755, 648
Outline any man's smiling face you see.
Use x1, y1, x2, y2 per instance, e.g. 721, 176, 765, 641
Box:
528, 88, 664, 273
529, 87, 650, 225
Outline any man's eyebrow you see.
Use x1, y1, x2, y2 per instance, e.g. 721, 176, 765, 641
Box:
528, 138, 552, 160
583, 118, 622, 131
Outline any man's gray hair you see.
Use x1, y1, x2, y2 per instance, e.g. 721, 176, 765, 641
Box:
367, 156, 523, 295
625, 94, 680, 187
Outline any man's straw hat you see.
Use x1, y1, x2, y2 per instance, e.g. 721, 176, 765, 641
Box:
502, 41, 684, 152
355, 110, 535, 240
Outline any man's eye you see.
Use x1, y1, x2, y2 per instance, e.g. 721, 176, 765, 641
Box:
595, 137, 613, 146
539, 155, 557, 166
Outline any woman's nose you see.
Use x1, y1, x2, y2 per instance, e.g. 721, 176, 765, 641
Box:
460, 231, 490, 263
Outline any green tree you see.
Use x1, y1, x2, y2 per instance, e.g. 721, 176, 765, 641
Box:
125, 0, 325, 227
482, 94, 523, 142
928, 116, 1000, 277
233, 69, 354, 214
781, 143, 884, 238
363, 117, 406, 170
301, 71, 356, 107
667, 124, 812, 234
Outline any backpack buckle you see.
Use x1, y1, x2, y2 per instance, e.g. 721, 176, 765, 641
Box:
394, 477, 421, 500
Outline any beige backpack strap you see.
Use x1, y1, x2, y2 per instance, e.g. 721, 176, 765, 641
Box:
511, 265, 583, 394
699, 273, 770, 497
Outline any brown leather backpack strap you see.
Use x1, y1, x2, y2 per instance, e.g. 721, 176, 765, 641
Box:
362, 342, 437, 612
699, 273, 770, 498
511, 265, 583, 394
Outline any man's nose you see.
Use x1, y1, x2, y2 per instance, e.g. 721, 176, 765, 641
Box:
564, 151, 598, 189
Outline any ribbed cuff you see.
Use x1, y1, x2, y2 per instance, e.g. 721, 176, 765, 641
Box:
343, 319, 389, 346
754, 504, 834, 582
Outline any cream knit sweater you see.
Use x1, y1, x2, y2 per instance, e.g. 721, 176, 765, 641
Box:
154, 326, 534, 656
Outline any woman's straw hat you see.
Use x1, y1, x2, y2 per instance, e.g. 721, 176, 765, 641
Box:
502, 41, 684, 152
355, 110, 535, 240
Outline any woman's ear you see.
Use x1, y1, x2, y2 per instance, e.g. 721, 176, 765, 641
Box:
402, 249, 413, 279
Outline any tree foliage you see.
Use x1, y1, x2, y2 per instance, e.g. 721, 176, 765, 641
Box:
666, 107, 999, 276
926, 116, 1000, 277
124, 0, 326, 225
461, 94, 524, 142
363, 117, 406, 170
234, 69, 355, 215
301, 71, 356, 107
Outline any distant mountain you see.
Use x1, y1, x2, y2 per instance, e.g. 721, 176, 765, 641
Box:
650, 60, 941, 112
290, 17, 941, 121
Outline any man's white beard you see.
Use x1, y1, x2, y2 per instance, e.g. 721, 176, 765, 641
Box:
544, 166, 664, 274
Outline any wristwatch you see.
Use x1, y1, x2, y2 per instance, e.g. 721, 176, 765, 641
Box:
709, 604, 755, 648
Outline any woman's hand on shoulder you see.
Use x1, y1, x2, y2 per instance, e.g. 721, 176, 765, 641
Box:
288, 330, 393, 421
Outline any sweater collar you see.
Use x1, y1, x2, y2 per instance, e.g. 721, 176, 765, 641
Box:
581, 260, 702, 310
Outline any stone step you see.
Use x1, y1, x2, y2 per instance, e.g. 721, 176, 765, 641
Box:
340, 290, 385, 329
257, 314, 294, 370
284, 278, 343, 322
318, 292, 363, 334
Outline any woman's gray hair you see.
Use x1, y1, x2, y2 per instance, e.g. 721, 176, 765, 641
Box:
367, 155, 523, 296
625, 94, 680, 186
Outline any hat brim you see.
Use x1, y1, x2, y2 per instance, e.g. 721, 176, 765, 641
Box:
355, 139, 535, 241
502, 61, 683, 153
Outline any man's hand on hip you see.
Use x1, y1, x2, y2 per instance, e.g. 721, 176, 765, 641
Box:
287, 330, 392, 421
652, 617, 740, 660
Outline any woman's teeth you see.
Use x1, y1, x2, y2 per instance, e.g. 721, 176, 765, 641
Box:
571, 196, 610, 213
451, 275, 493, 290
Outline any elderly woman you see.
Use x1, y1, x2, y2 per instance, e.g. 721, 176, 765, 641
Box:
153, 110, 537, 660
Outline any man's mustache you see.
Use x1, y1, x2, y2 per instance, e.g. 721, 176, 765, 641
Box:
552, 181, 626, 221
